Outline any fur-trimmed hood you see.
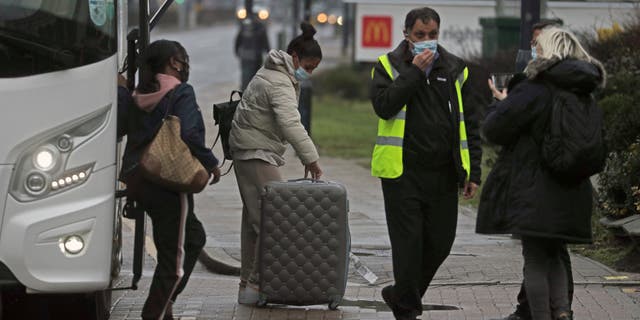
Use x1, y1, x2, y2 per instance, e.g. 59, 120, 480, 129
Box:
525, 57, 607, 93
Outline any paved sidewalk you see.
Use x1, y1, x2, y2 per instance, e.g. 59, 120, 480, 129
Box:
110, 150, 640, 320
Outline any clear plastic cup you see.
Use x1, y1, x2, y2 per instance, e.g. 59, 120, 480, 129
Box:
490, 73, 514, 91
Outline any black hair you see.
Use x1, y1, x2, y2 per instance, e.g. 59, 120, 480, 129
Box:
286, 22, 322, 60
404, 7, 440, 32
137, 39, 188, 93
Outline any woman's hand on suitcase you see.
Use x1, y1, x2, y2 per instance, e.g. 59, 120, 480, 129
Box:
304, 161, 323, 180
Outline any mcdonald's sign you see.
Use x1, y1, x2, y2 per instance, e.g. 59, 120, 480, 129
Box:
362, 16, 392, 48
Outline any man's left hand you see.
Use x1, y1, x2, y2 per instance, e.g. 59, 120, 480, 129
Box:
463, 181, 478, 200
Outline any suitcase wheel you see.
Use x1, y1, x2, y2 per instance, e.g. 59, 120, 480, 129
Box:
256, 295, 268, 308
329, 300, 340, 310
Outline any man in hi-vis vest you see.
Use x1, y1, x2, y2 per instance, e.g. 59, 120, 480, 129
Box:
370, 7, 482, 320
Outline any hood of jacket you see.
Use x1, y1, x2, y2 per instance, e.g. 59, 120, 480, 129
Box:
264, 49, 297, 84
132, 73, 181, 112
525, 57, 606, 93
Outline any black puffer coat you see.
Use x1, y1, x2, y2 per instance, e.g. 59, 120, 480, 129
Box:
476, 57, 605, 243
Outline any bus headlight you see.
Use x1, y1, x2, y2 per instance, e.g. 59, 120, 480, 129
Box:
9, 106, 110, 202
25, 172, 47, 193
34, 147, 58, 171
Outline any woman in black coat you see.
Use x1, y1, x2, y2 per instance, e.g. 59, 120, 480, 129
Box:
477, 27, 606, 320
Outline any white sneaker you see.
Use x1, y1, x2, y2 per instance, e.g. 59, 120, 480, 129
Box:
237, 284, 260, 305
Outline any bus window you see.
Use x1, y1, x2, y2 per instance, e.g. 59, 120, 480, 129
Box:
0, 0, 117, 78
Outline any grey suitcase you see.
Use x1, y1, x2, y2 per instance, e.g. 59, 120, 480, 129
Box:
257, 179, 350, 310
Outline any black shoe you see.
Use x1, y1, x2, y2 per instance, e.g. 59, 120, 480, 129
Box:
381, 285, 418, 320
556, 311, 573, 320
489, 314, 530, 320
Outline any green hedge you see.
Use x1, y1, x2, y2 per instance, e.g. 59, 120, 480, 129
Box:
585, 18, 640, 218
313, 63, 373, 101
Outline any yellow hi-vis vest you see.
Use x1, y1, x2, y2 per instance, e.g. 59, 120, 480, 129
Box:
371, 54, 471, 180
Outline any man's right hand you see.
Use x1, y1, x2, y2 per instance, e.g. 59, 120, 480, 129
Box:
412, 50, 435, 71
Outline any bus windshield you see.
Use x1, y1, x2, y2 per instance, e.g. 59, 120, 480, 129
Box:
0, 0, 117, 78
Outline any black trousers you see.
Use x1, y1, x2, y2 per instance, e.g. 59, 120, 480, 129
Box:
137, 180, 206, 320
515, 242, 574, 319
381, 165, 459, 314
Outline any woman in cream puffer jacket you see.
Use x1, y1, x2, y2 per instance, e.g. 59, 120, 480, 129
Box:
229, 49, 319, 167
228, 22, 323, 305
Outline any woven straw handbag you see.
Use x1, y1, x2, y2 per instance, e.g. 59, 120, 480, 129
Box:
139, 94, 209, 193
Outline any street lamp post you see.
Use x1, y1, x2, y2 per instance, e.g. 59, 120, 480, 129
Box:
245, 0, 253, 21
298, 0, 313, 135
292, 0, 300, 41
515, 0, 540, 72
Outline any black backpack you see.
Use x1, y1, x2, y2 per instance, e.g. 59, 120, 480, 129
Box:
540, 85, 606, 181
213, 90, 242, 161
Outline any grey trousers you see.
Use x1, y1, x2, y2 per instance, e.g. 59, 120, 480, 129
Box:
521, 236, 571, 320
234, 159, 282, 285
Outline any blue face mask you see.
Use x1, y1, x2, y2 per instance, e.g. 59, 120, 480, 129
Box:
531, 47, 537, 60
412, 39, 438, 56
295, 67, 311, 81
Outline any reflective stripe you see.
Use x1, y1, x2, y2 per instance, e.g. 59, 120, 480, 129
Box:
379, 55, 399, 81
376, 136, 403, 147
390, 65, 399, 79
455, 67, 471, 180
457, 67, 469, 86
394, 110, 406, 120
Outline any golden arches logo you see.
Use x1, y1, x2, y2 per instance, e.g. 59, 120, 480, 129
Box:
362, 16, 392, 47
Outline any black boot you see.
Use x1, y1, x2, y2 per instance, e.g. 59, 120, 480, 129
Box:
556, 311, 573, 320
381, 285, 419, 320
489, 313, 531, 320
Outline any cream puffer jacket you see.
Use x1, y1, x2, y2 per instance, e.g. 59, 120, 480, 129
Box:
229, 49, 319, 166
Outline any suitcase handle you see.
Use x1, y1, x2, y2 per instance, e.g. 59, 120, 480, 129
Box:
288, 178, 325, 183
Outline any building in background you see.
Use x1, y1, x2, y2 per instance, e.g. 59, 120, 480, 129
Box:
344, 0, 638, 61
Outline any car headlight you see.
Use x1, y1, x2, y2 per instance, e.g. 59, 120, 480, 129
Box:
237, 8, 247, 20
258, 9, 269, 20
10, 106, 110, 202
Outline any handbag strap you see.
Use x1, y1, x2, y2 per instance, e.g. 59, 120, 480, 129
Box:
162, 87, 179, 119
210, 90, 243, 175
154, 83, 187, 133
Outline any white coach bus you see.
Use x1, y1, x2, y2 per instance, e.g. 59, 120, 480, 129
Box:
0, 0, 169, 318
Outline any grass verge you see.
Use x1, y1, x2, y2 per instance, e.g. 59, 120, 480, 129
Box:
311, 96, 378, 160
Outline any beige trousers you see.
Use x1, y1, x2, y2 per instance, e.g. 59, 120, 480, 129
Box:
233, 159, 282, 285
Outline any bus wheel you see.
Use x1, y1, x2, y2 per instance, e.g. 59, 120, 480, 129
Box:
111, 210, 123, 278
84, 290, 111, 320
